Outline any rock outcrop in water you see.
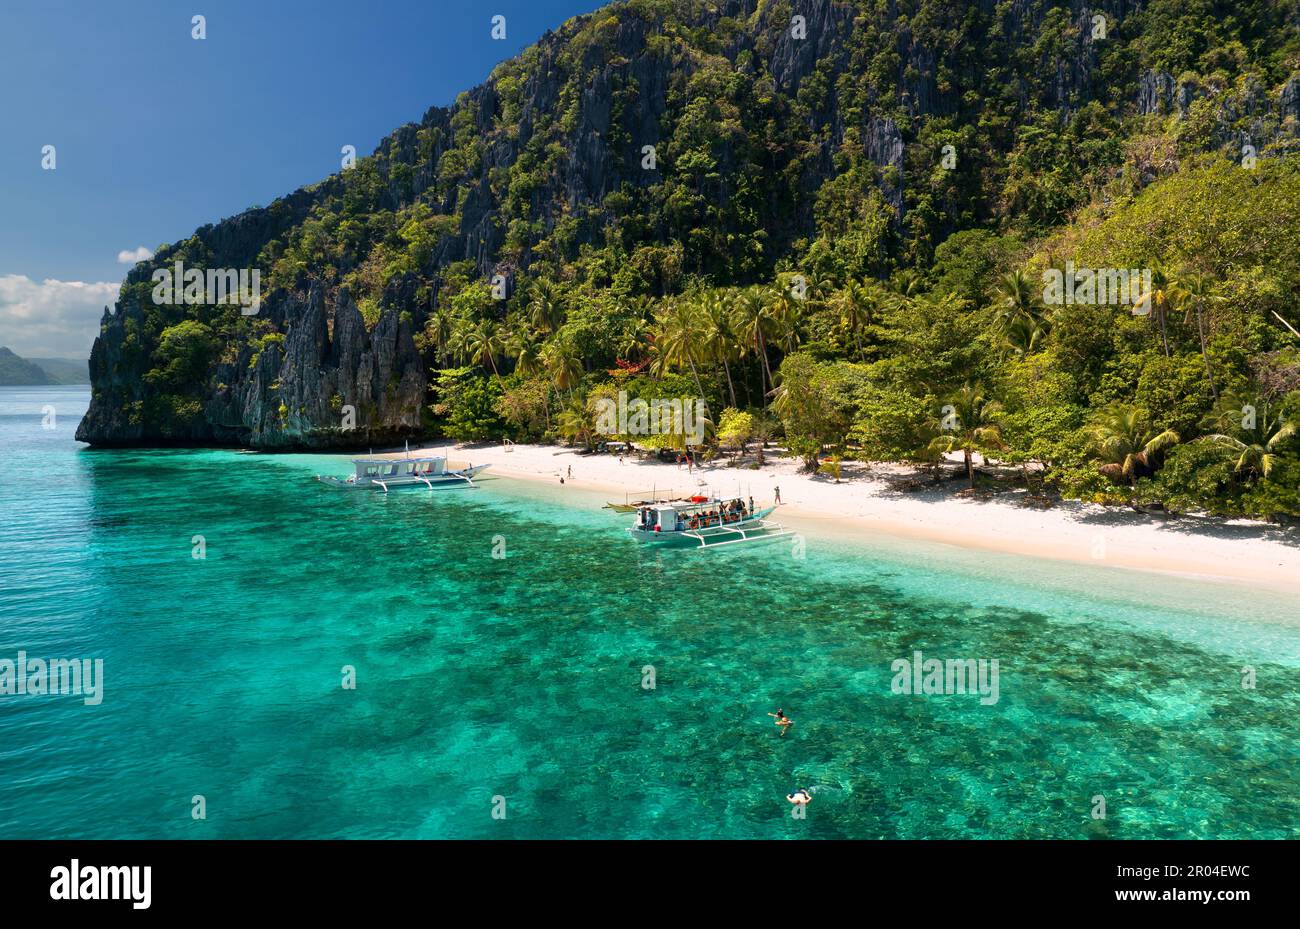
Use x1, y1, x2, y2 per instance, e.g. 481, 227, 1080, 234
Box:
77, 0, 1300, 448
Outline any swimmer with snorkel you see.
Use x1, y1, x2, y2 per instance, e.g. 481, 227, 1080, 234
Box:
768, 708, 793, 736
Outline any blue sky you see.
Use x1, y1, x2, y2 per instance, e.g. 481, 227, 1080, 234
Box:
0, 0, 604, 357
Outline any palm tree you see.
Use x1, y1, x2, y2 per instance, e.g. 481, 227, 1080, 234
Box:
453, 318, 506, 383
992, 270, 1051, 355
652, 298, 707, 400
888, 269, 926, 303
616, 326, 651, 365
1086, 404, 1180, 486
541, 336, 583, 396
993, 270, 1040, 328
830, 280, 880, 360
1169, 271, 1219, 400
1146, 266, 1173, 357
765, 283, 804, 355
819, 454, 844, 483
421, 308, 455, 365
803, 274, 839, 316
527, 279, 566, 335
556, 400, 597, 450
731, 286, 776, 396
498, 325, 549, 428
1002, 314, 1048, 358
1199, 394, 1297, 481
926, 383, 1005, 490
615, 295, 653, 364
505, 327, 543, 378
910, 420, 950, 482
699, 291, 739, 407
1205, 426, 1297, 480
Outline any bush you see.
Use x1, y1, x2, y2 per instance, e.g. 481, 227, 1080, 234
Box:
429, 367, 505, 441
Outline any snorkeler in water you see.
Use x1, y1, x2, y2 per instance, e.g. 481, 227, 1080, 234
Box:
767, 708, 793, 736
786, 788, 812, 805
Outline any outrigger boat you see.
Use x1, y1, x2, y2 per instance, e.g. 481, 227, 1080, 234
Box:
605, 500, 650, 514
317, 453, 488, 491
604, 488, 697, 513
605, 479, 741, 513
627, 496, 792, 548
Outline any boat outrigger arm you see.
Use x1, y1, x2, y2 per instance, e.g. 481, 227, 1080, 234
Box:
681, 518, 794, 549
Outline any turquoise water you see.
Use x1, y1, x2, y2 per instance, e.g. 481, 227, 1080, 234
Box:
1, 385, 1297, 839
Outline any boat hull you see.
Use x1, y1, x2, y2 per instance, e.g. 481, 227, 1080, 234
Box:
318, 463, 490, 490
627, 506, 777, 544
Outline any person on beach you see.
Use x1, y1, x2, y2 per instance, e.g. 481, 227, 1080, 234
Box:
768, 708, 793, 735
787, 788, 812, 805
567, 465, 572, 479
774, 485, 782, 504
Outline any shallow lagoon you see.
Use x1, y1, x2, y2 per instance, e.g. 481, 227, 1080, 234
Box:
1, 387, 1296, 838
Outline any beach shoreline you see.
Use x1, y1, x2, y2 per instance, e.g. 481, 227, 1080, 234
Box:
418, 440, 1299, 594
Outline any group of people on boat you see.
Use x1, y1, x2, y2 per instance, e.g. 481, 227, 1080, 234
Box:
674, 497, 754, 532
635, 497, 759, 532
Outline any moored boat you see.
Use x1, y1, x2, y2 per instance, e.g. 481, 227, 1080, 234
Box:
317, 454, 489, 491
627, 496, 790, 548
603, 486, 699, 513
604, 501, 648, 513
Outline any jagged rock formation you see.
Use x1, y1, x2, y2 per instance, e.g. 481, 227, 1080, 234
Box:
77, 0, 1300, 448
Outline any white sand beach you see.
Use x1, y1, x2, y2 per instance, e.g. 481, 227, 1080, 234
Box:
420, 440, 1300, 593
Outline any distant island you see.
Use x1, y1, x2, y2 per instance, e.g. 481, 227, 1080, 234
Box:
0, 347, 89, 386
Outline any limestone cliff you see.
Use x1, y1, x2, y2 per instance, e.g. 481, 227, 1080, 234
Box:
77, 0, 1300, 448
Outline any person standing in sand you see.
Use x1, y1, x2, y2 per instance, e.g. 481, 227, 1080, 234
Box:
774, 485, 782, 504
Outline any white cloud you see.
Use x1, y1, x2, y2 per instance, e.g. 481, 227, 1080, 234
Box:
0, 275, 120, 358
117, 246, 155, 264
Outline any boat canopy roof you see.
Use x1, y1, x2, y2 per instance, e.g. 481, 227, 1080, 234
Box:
643, 498, 737, 514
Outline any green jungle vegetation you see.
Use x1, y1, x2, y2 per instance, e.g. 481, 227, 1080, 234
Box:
117, 0, 1300, 517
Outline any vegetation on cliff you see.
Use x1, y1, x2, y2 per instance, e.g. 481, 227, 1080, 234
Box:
80, 0, 1300, 516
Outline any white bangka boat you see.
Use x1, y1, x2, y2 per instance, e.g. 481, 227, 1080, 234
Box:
627, 496, 791, 549
317, 453, 488, 491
